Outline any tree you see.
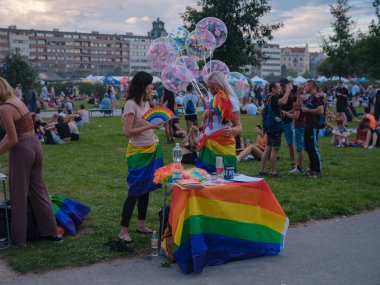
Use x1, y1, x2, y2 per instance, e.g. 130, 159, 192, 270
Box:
181, 0, 282, 70
0, 53, 36, 99
288, 69, 298, 78
350, 0, 380, 78
302, 70, 312, 79
281, 64, 288, 78
321, 0, 355, 78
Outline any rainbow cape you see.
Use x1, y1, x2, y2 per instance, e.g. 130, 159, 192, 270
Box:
196, 129, 236, 173
126, 143, 164, 197
169, 180, 289, 274
142, 106, 176, 124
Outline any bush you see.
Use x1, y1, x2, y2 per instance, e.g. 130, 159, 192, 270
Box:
44, 82, 106, 98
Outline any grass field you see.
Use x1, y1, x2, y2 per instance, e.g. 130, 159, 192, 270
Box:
0, 113, 379, 273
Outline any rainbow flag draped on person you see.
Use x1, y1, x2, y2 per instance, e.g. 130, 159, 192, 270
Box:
196, 129, 236, 173
168, 180, 289, 274
126, 143, 164, 196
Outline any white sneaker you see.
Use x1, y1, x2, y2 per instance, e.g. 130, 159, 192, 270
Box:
364, 145, 369, 149
289, 167, 302, 174
368, 145, 375, 149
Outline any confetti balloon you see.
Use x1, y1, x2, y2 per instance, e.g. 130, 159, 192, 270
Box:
161, 64, 192, 92
147, 38, 178, 72
168, 26, 190, 51
175, 56, 200, 80
228, 72, 250, 99
201, 60, 230, 82
186, 29, 216, 61
196, 17, 228, 48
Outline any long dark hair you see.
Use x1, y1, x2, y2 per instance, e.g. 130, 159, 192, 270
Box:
126, 71, 153, 104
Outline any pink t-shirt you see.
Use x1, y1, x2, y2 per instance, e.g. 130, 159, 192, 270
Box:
123, 100, 158, 147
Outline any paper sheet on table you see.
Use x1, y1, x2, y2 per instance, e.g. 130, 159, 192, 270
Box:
231, 174, 263, 182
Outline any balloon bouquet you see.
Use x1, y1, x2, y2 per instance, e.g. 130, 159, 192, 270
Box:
146, 17, 250, 109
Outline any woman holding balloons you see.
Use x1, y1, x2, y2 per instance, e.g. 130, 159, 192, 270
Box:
196, 71, 242, 173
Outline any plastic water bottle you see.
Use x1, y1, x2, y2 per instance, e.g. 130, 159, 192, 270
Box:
172, 143, 183, 181
151, 231, 159, 256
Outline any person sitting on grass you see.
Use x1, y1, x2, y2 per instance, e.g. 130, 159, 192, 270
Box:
364, 119, 380, 149
331, 116, 350, 147
237, 125, 266, 162
67, 115, 80, 141
45, 115, 71, 144
172, 118, 186, 139
78, 104, 89, 124
182, 126, 199, 165
349, 118, 370, 147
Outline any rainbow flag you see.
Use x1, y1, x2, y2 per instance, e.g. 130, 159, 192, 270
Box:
169, 180, 289, 274
196, 129, 236, 173
126, 143, 164, 197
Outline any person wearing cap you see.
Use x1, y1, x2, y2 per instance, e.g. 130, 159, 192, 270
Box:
279, 78, 296, 168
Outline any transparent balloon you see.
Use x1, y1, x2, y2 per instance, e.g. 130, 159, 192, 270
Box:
161, 64, 192, 92
196, 17, 228, 48
168, 26, 190, 51
186, 29, 215, 61
147, 38, 178, 72
228, 72, 250, 99
175, 56, 200, 80
201, 60, 230, 82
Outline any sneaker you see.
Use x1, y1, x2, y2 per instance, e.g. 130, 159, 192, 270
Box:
237, 157, 241, 163
307, 171, 322, 179
364, 145, 369, 149
368, 145, 375, 149
289, 167, 303, 174
41, 235, 63, 243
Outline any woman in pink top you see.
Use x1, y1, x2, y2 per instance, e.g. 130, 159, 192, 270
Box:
118, 71, 164, 244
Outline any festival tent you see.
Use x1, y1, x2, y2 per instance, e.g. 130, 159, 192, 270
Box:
330, 76, 349, 82
102, 75, 120, 85
293, 75, 307, 84
317, 76, 328, 82
286, 76, 294, 81
38, 71, 65, 82
251, 76, 267, 85
84, 75, 97, 81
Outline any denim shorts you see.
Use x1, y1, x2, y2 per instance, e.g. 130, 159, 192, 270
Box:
283, 122, 295, 145
294, 128, 305, 152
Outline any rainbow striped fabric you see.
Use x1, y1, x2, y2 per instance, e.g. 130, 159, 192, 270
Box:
126, 143, 164, 197
196, 129, 236, 173
169, 180, 289, 274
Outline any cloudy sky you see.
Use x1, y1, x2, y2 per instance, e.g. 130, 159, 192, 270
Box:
0, 0, 376, 51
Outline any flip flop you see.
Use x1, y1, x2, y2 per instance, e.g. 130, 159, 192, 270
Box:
136, 229, 153, 235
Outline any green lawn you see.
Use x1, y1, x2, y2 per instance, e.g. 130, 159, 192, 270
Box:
1, 113, 379, 273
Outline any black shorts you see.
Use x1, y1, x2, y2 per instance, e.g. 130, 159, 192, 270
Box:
266, 132, 283, 149
185, 114, 198, 122
336, 104, 347, 113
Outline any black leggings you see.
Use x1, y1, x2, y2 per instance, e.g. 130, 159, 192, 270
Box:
120, 193, 149, 227
304, 128, 321, 173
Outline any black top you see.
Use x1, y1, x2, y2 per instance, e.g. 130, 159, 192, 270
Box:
266, 95, 282, 118
305, 94, 323, 129
281, 95, 295, 124
163, 92, 175, 112
56, 122, 71, 139
335, 87, 348, 112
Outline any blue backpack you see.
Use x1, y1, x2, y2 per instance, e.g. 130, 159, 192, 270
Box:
262, 95, 284, 133
185, 95, 196, 114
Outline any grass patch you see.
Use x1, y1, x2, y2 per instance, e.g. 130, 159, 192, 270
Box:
0, 113, 379, 273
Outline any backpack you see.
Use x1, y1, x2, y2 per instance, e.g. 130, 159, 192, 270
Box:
185, 94, 196, 114
262, 95, 284, 133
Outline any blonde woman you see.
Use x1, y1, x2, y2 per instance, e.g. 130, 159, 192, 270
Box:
0, 77, 60, 247
196, 71, 242, 172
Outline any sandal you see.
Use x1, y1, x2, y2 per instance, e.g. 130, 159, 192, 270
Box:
136, 229, 153, 235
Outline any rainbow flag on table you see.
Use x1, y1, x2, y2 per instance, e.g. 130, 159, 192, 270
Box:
169, 180, 289, 274
196, 129, 236, 173
126, 143, 164, 197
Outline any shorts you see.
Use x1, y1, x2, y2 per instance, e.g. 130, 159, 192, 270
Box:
294, 128, 305, 152
283, 122, 295, 145
185, 114, 198, 122
266, 132, 282, 149
336, 104, 347, 113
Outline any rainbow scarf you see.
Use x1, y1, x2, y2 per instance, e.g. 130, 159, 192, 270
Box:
126, 143, 164, 197
169, 180, 289, 274
208, 90, 233, 128
196, 129, 236, 173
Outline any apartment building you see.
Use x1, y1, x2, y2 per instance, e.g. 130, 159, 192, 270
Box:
0, 19, 167, 77
245, 44, 281, 78
281, 44, 310, 76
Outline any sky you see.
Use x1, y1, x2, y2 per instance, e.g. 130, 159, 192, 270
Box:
0, 0, 376, 51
